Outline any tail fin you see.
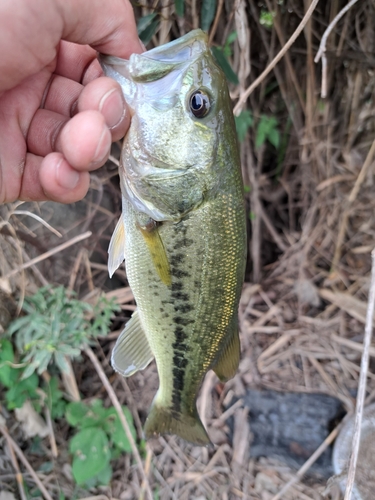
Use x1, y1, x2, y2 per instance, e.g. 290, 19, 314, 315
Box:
144, 403, 211, 446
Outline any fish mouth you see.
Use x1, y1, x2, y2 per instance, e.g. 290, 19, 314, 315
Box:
143, 29, 208, 63
99, 29, 209, 84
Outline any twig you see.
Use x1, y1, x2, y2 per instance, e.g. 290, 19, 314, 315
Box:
271, 423, 343, 500
343, 248, 375, 500
332, 137, 375, 270
233, 0, 320, 115
3, 429, 27, 500
208, 0, 224, 45
61, 356, 81, 402
11, 210, 62, 237
315, 0, 360, 97
84, 346, 153, 500
0, 424, 54, 500
3, 231, 92, 279
139, 445, 153, 500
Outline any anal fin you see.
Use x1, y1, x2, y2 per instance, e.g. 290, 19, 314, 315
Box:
108, 216, 126, 278
111, 311, 154, 377
212, 322, 240, 382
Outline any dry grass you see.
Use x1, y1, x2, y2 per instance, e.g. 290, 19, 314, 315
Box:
1, 0, 375, 498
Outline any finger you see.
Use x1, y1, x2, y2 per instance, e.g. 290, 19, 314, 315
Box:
54, 41, 102, 84
0, 0, 142, 92
40, 153, 90, 203
58, 111, 112, 170
78, 77, 130, 141
58, 0, 143, 58
18, 152, 90, 203
33, 75, 128, 146
42, 74, 82, 116
27, 109, 112, 171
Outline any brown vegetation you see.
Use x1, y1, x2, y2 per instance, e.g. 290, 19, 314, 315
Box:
1, 0, 375, 498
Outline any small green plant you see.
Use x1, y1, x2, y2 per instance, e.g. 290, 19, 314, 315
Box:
66, 399, 137, 487
255, 115, 280, 149
260, 9, 276, 29
7, 286, 119, 379
211, 31, 239, 85
2, 286, 137, 490
235, 110, 280, 149
0, 338, 39, 409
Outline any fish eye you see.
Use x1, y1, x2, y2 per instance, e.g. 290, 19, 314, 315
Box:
189, 90, 210, 118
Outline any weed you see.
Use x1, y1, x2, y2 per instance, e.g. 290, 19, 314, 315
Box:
7, 286, 119, 378
66, 399, 137, 486
2, 286, 136, 489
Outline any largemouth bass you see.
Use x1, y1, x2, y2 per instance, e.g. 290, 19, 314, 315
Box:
100, 29, 246, 446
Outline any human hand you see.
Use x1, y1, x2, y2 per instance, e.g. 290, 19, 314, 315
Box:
0, 0, 143, 204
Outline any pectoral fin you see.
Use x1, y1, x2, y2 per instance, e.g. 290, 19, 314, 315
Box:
108, 217, 126, 278
111, 311, 154, 377
138, 222, 171, 286
212, 323, 240, 382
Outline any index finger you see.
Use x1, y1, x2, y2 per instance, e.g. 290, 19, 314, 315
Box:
58, 0, 143, 58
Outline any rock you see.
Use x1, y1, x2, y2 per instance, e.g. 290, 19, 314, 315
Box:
227, 389, 344, 477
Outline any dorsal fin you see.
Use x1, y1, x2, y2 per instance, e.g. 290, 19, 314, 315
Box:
212, 322, 240, 382
111, 311, 154, 377
108, 217, 126, 278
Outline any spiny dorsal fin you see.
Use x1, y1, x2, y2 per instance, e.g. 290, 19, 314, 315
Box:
111, 311, 154, 377
108, 216, 126, 278
138, 223, 171, 286
212, 323, 240, 382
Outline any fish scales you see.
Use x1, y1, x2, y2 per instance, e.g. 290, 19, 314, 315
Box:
100, 29, 247, 445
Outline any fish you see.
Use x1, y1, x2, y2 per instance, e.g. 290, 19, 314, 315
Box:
99, 29, 246, 446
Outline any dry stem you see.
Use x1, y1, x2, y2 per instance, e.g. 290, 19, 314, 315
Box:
84, 346, 153, 500
233, 0, 320, 115
271, 423, 343, 500
343, 248, 375, 500
315, 0, 361, 97
3, 230, 92, 279
0, 423, 54, 500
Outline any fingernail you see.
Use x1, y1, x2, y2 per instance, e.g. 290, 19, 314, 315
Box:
93, 127, 110, 164
99, 88, 126, 129
56, 159, 80, 189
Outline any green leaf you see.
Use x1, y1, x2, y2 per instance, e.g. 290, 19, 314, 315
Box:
201, 0, 217, 32
54, 352, 70, 374
235, 110, 253, 142
137, 14, 160, 46
223, 31, 237, 58
6, 372, 39, 409
256, 115, 279, 149
174, 0, 184, 17
95, 462, 112, 486
211, 47, 239, 85
0, 340, 17, 387
103, 407, 136, 453
268, 127, 280, 149
66, 401, 89, 427
137, 13, 157, 33
70, 428, 111, 485
255, 126, 267, 149
260, 9, 276, 29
